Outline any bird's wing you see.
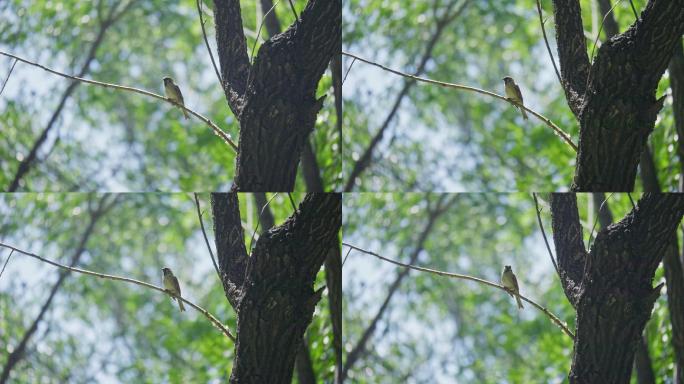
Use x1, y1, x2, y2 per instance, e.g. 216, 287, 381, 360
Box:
514, 84, 524, 104
173, 84, 184, 104
171, 275, 182, 296
511, 273, 519, 292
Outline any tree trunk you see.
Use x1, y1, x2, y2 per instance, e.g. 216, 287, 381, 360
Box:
550, 193, 684, 383
211, 193, 341, 383
212, 0, 341, 191
551, 0, 684, 191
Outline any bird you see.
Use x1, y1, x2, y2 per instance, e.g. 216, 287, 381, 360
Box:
162, 267, 186, 312
163, 77, 188, 119
502, 76, 528, 120
501, 265, 524, 309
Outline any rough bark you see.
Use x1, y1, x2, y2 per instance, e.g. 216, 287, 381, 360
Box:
592, 192, 656, 383
325, 237, 343, 383
551, 0, 684, 191
670, 41, 684, 191
551, 193, 684, 383
210, 193, 248, 308
213, 0, 340, 191
211, 193, 341, 383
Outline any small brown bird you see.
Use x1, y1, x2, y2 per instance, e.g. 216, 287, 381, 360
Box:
163, 77, 188, 119
162, 267, 186, 312
503, 76, 528, 120
501, 265, 524, 309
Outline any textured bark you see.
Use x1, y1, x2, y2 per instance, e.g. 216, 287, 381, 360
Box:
210, 193, 248, 307
592, 193, 656, 383
550, 193, 587, 307
551, 193, 684, 383
325, 238, 343, 383
552, 0, 684, 191
212, 193, 341, 383
633, 334, 656, 384
213, 0, 340, 191
670, 41, 684, 191
663, 237, 684, 383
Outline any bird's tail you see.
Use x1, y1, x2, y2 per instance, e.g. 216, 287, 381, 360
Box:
182, 109, 189, 120
520, 107, 528, 120
515, 294, 524, 309
177, 297, 186, 312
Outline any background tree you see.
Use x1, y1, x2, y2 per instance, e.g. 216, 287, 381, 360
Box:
0, 192, 340, 383
343, 0, 684, 192
0, 0, 341, 192
342, 193, 684, 382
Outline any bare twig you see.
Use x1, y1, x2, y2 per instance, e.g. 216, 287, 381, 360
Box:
0, 51, 238, 152
194, 193, 221, 282
341, 51, 578, 152
287, 193, 297, 211
0, 242, 235, 341
587, 192, 614, 248
342, 246, 352, 267
535, 0, 563, 92
533, 193, 559, 278
342, 242, 575, 339
248, 193, 279, 253
0, 249, 13, 279
342, 57, 356, 85
590, 0, 625, 63
196, 0, 223, 88
288, 0, 299, 21
250, 0, 281, 63
0, 59, 17, 96
628, 0, 638, 18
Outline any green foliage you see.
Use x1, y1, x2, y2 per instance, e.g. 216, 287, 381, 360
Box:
0, 192, 335, 382
342, 193, 678, 382
0, 0, 338, 191
343, 0, 681, 191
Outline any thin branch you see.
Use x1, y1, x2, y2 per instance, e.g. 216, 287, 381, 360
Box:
194, 193, 221, 282
0, 249, 13, 279
287, 193, 297, 211
587, 192, 614, 249
196, 0, 222, 88
0, 242, 235, 341
288, 0, 299, 21
0, 51, 238, 152
341, 51, 578, 152
628, 0, 638, 18
342, 57, 356, 85
342, 242, 575, 339
532, 193, 559, 278
248, 192, 279, 253
535, 0, 563, 92
589, 0, 626, 63
0, 59, 17, 96
342, 246, 352, 267
250, 0, 281, 64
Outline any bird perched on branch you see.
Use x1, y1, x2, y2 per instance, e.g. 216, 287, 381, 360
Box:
163, 77, 188, 119
501, 265, 524, 309
502, 76, 528, 120
162, 267, 186, 312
